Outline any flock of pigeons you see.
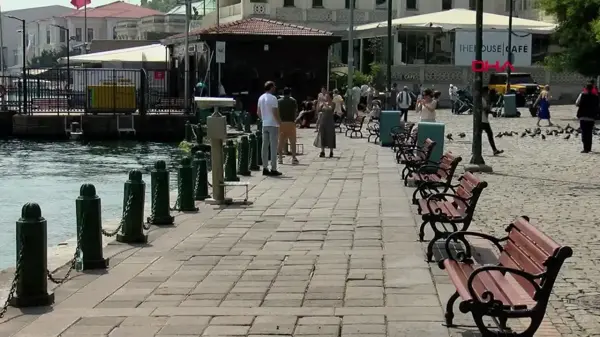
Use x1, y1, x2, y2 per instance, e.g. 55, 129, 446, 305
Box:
446, 124, 600, 141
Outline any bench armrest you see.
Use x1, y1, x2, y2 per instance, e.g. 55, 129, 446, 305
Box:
444, 231, 506, 262
467, 265, 542, 305
416, 164, 444, 176
426, 193, 469, 215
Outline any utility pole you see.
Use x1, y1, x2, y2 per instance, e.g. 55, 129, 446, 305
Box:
346, 0, 355, 120
0, 5, 4, 76
386, 0, 392, 109
216, 0, 221, 94
506, 0, 514, 92
184, 0, 191, 113
465, 0, 491, 172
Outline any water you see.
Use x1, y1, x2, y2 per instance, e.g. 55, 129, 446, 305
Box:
0, 140, 183, 270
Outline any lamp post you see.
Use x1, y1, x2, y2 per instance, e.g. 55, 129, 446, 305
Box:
346, 0, 355, 121
50, 24, 70, 103
7, 15, 27, 115
465, 0, 492, 172
386, 0, 392, 109
184, 0, 191, 114
506, 0, 514, 92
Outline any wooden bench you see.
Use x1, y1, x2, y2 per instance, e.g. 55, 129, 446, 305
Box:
438, 216, 573, 337
399, 138, 436, 180
416, 172, 488, 262
345, 115, 366, 138
408, 152, 462, 202
366, 120, 380, 143
335, 115, 346, 133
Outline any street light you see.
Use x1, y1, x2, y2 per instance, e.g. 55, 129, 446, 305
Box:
6, 15, 27, 115
50, 24, 70, 107
506, 0, 514, 92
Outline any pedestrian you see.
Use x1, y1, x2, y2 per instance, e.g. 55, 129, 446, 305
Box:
315, 86, 327, 132
410, 88, 437, 139
314, 92, 337, 158
534, 85, 553, 127
575, 82, 599, 153
481, 87, 504, 156
257, 81, 282, 176
397, 86, 412, 122
583, 79, 599, 95
277, 87, 299, 165
449, 84, 458, 114
332, 89, 345, 123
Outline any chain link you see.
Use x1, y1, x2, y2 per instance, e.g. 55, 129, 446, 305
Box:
102, 193, 133, 237
47, 211, 85, 285
143, 183, 159, 230
170, 174, 183, 211
0, 236, 24, 319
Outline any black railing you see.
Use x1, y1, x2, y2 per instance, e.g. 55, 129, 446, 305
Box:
1, 68, 190, 115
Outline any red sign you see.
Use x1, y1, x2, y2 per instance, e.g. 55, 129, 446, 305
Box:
471, 60, 515, 73
154, 71, 165, 80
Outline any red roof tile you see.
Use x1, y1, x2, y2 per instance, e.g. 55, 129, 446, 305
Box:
172, 18, 334, 39
64, 1, 163, 18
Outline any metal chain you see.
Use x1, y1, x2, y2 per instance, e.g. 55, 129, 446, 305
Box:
143, 183, 159, 230
48, 211, 83, 285
102, 193, 133, 237
0, 236, 25, 319
170, 175, 183, 211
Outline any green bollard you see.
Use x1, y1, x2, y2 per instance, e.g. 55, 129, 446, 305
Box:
243, 112, 252, 133
176, 157, 199, 212
148, 161, 174, 226
255, 130, 263, 166
9, 203, 55, 308
238, 135, 251, 176
249, 133, 260, 171
224, 139, 240, 182
235, 112, 243, 132
76, 184, 109, 270
256, 118, 262, 132
184, 121, 193, 142
194, 152, 211, 200
116, 170, 148, 244
196, 123, 204, 144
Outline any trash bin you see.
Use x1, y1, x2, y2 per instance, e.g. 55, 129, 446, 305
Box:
502, 94, 518, 117
379, 110, 401, 147
417, 121, 445, 163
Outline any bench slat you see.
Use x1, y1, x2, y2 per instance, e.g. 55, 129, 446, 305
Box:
511, 217, 560, 256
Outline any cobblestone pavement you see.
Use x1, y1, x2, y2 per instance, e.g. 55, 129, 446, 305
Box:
0, 129, 455, 337
430, 105, 600, 337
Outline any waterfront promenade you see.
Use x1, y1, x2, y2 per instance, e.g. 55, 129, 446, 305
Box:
0, 109, 595, 336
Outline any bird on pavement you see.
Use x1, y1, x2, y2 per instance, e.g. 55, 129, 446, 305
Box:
446, 134, 453, 141
458, 133, 466, 138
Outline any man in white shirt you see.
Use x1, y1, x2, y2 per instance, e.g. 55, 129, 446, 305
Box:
397, 86, 412, 122
449, 84, 458, 114
257, 81, 282, 176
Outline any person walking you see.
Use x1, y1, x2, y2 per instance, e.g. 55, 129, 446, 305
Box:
449, 84, 458, 114
481, 87, 504, 156
332, 89, 345, 122
534, 85, 553, 127
315, 86, 328, 132
277, 87, 299, 165
576, 82, 599, 153
397, 86, 412, 122
314, 92, 337, 158
257, 81, 282, 176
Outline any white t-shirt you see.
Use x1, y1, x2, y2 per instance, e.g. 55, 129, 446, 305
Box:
420, 99, 437, 122
333, 94, 344, 114
360, 84, 369, 97
258, 93, 279, 127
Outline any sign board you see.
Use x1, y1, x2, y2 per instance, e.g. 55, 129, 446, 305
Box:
454, 30, 532, 67
215, 41, 226, 64
472, 60, 515, 73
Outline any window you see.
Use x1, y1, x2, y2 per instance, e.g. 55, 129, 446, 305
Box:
345, 0, 356, 9
87, 28, 94, 42
75, 28, 82, 41
283, 0, 294, 7
46, 30, 51, 44
60, 29, 66, 43
406, 0, 417, 10
442, 0, 452, 10
469, 0, 476, 10
312, 0, 323, 7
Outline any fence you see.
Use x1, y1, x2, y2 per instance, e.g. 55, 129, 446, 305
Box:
0, 68, 193, 115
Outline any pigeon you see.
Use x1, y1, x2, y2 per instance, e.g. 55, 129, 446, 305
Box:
564, 134, 571, 140
458, 133, 466, 138
541, 134, 546, 140
520, 132, 527, 138
446, 134, 453, 141
525, 128, 532, 134
529, 133, 537, 138
496, 132, 503, 138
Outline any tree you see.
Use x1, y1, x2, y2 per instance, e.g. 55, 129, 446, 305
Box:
540, 0, 600, 77
141, 0, 179, 13
29, 47, 68, 68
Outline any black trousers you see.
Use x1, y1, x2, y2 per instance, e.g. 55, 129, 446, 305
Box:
481, 122, 498, 152
399, 108, 408, 122
580, 119, 595, 152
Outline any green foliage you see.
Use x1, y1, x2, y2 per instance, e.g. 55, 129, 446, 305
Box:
539, 0, 600, 77
29, 47, 68, 68
368, 62, 385, 90
141, 0, 179, 13
366, 37, 384, 62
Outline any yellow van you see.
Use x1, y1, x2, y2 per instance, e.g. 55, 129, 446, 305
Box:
488, 72, 541, 107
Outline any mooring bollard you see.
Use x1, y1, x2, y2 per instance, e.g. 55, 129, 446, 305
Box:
195, 123, 204, 144
248, 133, 260, 171
238, 135, 251, 176
184, 121, 193, 142
256, 118, 262, 133
9, 202, 55, 308
116, 169, 148, 244
236, 112, 243, 132
224, 139, 240, 182
76, 184, 109, 270
177, 157, 199, 212
148, 161, 174, 226
243, 112, 252, 133
255, 130, 263, 166
194, 152, 211, 200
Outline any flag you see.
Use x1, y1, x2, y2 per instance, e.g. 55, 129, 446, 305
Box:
70, 0, 91, 9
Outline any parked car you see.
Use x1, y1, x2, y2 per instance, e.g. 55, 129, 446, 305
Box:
487, 72, 541, 107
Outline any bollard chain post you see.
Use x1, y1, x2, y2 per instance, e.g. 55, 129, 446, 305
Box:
148, 160, 174, 226
175, 157, 198, 212
116, 170, 148, 244
249, 133, 260, 171
224, 140, 240, 182
238, 135, 251, 176
72, 184, 109, 271
194, 151, 211, 201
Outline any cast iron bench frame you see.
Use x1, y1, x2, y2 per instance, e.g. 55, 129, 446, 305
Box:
438, 216, 573, 337
416, 172, 488, 261
391, 123, 415, 153
366, 120, 380, 143
398, 138, 436, 180
345, 115, 366, 138
408, 152, 462, 202
335, 114, 346, 133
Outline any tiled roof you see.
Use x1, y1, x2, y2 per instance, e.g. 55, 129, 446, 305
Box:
172, 18, 334, 39
64, 1, 163, 18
